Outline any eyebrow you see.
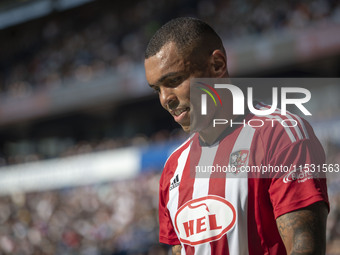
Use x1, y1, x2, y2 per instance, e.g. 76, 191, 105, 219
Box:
148, 72, 182, 87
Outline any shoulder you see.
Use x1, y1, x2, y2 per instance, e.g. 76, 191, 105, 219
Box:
164, 134, 194, 167
250, 102, 319, 148
246, 102, 325, 165
159, 134, 195, 188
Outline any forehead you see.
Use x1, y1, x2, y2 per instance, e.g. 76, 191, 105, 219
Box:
144, 42, 187, 84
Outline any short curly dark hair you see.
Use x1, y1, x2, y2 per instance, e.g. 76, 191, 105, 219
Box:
145, 17, 225, 61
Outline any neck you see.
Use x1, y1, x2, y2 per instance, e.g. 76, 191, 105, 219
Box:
198, 104, 248, 146
198, 128, 224, 146
198, 108, 236, 145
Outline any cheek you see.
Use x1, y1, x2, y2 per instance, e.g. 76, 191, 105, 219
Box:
178, 80, 191, 100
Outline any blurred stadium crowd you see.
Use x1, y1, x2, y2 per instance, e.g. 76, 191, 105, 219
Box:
0, 129, 184, 167
0, 172, 167, 255
0, 0, 339, 254
1, 0, 340, 98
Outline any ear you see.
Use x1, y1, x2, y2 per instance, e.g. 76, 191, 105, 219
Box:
210, 50, 228, 78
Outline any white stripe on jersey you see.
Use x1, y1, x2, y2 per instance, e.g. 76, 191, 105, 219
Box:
225, 125, 255, 255
193, 144, 220, 191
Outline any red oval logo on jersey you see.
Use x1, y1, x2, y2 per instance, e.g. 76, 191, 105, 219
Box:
174, 195, 236, 245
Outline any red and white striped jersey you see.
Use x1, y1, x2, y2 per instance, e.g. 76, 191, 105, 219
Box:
159, 105, 329, 255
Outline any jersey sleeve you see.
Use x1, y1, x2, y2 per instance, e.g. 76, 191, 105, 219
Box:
267, 128, 329, 219
158, 169, 180, 245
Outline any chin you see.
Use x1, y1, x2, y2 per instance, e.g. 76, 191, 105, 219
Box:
180, 124, 191, 133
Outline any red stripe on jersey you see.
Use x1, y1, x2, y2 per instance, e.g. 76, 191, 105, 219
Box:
247, 178, 267, 255
185, 246, 195, 255
210, 237, 229, 255
246, 137, 260, 254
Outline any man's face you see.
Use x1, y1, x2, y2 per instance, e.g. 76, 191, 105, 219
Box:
145, 42, 204, 132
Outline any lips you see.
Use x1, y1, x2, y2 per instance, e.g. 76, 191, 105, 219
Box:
173, 107, 189, 116
171, 107, 190, 123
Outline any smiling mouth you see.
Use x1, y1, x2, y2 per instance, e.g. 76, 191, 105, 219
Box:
172, 107, 190, 116
170, 107, 190, 124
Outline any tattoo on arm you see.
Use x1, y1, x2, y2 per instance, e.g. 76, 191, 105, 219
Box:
172, 245, 181, 255
276, 201, 328, 255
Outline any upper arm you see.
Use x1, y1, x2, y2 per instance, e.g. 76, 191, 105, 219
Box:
276, 201, 328, 255
172, 245, 181, 255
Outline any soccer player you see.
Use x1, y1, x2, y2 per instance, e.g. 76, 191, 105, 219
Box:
144, 17, 329, 255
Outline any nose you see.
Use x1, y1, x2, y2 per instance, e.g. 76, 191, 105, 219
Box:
159, 87, 177, 110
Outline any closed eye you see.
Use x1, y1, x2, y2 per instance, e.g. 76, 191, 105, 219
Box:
149, 85, 160, 93
148, 72, 187, 93
167, 76, 184, 86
